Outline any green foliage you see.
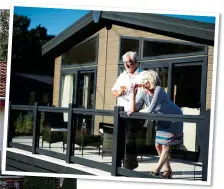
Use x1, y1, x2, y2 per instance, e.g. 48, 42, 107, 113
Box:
14, 112, 44, 136
14, 112, 24, 134
61, 178, 77, 189
14, 112, 33, 135
23, 177, 56, 189
40, 112, 44, 133
23, 113, 33, 133
0, 9, 10, 61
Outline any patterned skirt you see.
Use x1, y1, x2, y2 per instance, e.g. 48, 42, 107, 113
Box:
155, 121, 183, 146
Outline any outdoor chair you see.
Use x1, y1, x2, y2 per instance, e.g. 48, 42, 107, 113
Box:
99, 122, 114, 159
42, 112, 67, 149
63, 119, 102, 156
99, 121, 147, 159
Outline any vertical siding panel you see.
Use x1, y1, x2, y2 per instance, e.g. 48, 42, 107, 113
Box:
53, 56, 62, 107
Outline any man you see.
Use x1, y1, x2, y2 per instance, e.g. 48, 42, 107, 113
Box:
112, 51, 145, 170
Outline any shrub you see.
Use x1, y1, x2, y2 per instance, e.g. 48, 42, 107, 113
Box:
23, 114, 33, 134
14, 112, 33, 136
14, 112, 23, 134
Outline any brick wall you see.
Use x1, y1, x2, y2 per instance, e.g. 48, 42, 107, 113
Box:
56, 178, 61, 189
0, 61, 7, 99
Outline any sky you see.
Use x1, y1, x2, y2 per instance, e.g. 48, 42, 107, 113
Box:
14, 7, 90, 36
14, 6, 216, 36
162, 14, 215, 23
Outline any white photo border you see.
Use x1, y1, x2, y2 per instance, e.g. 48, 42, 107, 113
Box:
1, 1, 220, 186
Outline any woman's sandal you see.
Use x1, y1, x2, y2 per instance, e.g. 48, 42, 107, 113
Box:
162, 170, 172, 179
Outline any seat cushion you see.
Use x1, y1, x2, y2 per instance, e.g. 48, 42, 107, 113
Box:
50, 128, 67, 132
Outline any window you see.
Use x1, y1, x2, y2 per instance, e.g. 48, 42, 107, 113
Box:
29, 92, 35, 105
42, 92, 49, 104
119, 36, 206, 62
118, 65, 125, 75
62, 37, 98, 65
118, 36, 207, 110
119, 37, 140, 61
143, 40, 205, 58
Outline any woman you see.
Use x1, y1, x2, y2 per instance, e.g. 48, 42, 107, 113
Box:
128, 70, 183, 178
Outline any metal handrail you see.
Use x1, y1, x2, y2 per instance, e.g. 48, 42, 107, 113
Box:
120, 111, 206, 123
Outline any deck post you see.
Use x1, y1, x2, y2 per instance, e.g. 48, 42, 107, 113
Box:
66, 103, 75, 163
111, 106, 124, 176
32, 102, 40, 154
202, 110, 210, 181
198, 110, 211, 181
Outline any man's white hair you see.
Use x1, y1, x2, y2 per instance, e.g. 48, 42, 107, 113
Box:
122, 51, 137, 63
142, 70, 161, 89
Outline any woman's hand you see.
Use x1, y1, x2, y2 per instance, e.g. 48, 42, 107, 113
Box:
127, 111, 132, 116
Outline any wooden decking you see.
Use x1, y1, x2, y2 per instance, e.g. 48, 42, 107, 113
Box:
10, 136, 202, 180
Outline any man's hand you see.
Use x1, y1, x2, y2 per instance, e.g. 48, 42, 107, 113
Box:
119, 89, 125, 96
112, 89, 125, 97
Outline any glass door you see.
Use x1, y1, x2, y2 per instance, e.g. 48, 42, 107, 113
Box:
77, 72, 95, 109
171, 64, 202, 153
171, 64, 202, 109
60, 69, 96, 134
141, 59, 204, 110
76, 70, 96, 134
141, 59, 205, 154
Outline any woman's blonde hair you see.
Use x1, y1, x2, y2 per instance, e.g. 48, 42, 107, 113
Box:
142, 70, 161, 89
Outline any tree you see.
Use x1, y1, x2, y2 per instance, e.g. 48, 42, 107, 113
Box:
0, 9, 10, 61
11, 14, 55, 75
9, 14, 55, 105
